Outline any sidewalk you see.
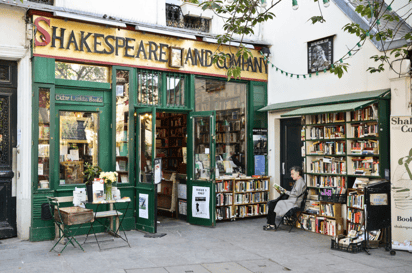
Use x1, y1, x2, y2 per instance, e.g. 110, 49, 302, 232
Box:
1, 217, 411, 273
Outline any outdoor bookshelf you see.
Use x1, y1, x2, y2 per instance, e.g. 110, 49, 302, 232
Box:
297, 99, 389, 236
215, 176, 269, 221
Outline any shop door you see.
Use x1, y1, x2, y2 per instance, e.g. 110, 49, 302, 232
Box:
135, 108, 157, 233
187, 112, 216, 227
280, 118, 303, 191
0, 61, 17, 239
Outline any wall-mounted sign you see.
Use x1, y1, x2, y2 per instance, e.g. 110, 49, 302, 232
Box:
33, 15, 268, 81
307, 36, 333, 73
370, 193, 388, 206
169, 47, 184, 68
56, 94, 103, 103
390, 116, 412, 252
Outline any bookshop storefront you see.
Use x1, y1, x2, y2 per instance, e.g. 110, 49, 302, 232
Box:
260, 90, 391, 239
30, 14, 268, 241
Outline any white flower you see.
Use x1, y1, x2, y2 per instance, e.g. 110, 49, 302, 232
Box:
99, 171, 118, 183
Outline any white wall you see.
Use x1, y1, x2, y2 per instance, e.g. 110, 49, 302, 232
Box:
55, 0, 165, 25
54, 0, 263, 41
0, 5, 32, 240
264, 0, 392, 105
264, 0, 412, 197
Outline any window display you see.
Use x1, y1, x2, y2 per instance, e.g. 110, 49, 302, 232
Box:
59, 111, 99, 185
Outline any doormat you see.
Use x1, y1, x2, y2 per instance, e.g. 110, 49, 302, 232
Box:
144, 233, 167, 238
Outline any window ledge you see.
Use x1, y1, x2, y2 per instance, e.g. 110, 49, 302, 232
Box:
180, 2, 214, 19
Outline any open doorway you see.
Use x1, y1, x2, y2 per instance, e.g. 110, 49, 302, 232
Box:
155, 112, 188, 221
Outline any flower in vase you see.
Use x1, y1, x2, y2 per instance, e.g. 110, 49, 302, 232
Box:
99, 171, 118, 184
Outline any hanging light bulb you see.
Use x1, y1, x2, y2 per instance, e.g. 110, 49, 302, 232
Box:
323, 0, 330, 8
261, 0, 267, 8
292, 0, 299, 10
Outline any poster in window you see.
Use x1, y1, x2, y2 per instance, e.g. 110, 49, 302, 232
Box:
139, 193, 149, 219
307, 36, 333, 73
253, 129, 268, 155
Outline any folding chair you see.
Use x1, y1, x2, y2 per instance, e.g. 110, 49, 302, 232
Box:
275, 189, 308, 232
47, 196, 93, 254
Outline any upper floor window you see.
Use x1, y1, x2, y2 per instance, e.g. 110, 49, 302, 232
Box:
55, 62, 109, 83
166, 3, 211, 33
28, 0, 54, 5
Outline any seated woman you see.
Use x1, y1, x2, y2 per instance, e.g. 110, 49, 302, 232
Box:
264, 166, 306, 231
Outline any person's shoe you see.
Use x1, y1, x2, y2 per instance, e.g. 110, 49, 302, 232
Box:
263, 225, 276, 231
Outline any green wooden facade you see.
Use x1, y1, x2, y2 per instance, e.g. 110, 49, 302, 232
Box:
30, 56, 267, 241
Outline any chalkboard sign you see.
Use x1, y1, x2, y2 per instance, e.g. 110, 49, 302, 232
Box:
61, 118, 88, 140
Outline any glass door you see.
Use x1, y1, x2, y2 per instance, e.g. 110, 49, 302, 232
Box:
135, 107, 157, 233
187, 111, 216, 226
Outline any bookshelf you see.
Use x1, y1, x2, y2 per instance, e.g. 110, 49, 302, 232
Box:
298, 100, 389, 236
215, 177, 269, 220
346, 188, 365, 232
156, 113, 187, 172
215, 109, 246, 162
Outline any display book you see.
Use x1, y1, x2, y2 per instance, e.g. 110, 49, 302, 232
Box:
215, 175, 269, 220
298, 100, 389, 237
155, 113, 187, 172
157, 171, 177, 213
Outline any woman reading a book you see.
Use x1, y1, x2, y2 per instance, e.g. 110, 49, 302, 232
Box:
264, 166, 306, 231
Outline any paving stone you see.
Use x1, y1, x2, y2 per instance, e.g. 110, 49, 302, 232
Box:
236, 259, 286, 273
202, 262, 252, 273
125, 268, 168, 273
164, 264, 211, 273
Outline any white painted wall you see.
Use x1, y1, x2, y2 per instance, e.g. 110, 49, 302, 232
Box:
264, 0, 412, 199
264, 0, 392, 105
55, 0, 164, 25
54, 0, 263, 41
0, 5, 32, 240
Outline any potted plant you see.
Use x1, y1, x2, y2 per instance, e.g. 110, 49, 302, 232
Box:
83, 162, 102, 203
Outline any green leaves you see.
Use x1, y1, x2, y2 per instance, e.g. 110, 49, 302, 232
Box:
330, 63, 348, 79
308, 16, 326, 24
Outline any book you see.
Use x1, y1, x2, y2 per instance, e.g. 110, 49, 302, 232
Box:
273, 183, 286, 194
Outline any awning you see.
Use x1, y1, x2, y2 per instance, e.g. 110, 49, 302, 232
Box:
258, 89, 390, 112
281, 100, 375, 117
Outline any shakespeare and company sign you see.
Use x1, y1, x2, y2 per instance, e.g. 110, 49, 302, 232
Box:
390, 116, 412, 252
32, 15, 268, 82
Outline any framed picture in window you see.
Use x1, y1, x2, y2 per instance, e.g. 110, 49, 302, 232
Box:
169, 47, 184, 68
307, 36, 334, 73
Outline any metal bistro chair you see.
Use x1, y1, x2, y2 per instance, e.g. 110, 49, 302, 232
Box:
47, 196, 94, 254
275, 189, 308, 232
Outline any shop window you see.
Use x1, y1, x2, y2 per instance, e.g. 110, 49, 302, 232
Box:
38, 88, 50, 189
55, 62, 109, 83
115, 70, 129, 183
59, 111, 99, 185
195, 78, 247, 175
166, 73, 185, 107
139, 113, 153, 183
137, 70, 161, 106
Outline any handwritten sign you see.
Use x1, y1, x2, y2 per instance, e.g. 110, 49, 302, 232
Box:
370, 193, 388, 206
